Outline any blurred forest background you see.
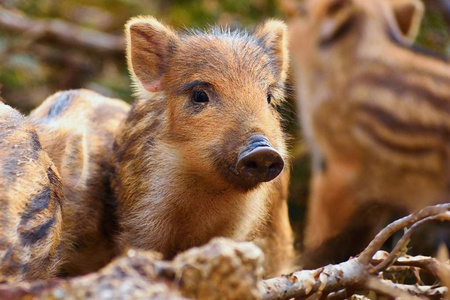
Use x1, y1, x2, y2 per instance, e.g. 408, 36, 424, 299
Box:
0, 0, 449, 250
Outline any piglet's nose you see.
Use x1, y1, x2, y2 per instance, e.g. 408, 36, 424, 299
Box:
236, 135, 284, 185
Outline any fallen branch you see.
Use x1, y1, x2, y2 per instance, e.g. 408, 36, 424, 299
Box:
364, 277, 445, 299
259, 259, 367, 299
363, 277, 423, 300
358, 203, 450, 264
0, 7, 124, 54
370, 212, 450, 273
260, 203, 450, 299
371, 252, 449, 280
0, 205, 448, 299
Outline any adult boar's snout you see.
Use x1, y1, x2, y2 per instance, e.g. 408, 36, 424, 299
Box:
237, 135, 284, 185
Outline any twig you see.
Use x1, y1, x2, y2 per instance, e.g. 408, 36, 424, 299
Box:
392, 283, 447, 299
260, 203, 450, 299
371, 212, 450, 273
0, 7, 125, 54
364, 277, 424, 299
259, 259, 368, 300
364, 277, 445, 299
324, 287, 358, 300
383, 265, 425, 285
358, 203, 450, 264
372, 252, 449, 280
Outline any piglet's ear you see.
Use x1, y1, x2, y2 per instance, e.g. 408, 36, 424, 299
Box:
255, 20, 289, 83
318, 0, 356, 45
126, 16, 178, 94
386, 0, 424, 45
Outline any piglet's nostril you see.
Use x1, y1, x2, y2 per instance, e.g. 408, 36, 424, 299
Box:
236, 136, 284, 185
269, 162, 282, 173
246, 161, 258, 170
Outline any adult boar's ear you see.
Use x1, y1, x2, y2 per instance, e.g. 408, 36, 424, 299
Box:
255, 20, 289, 83
384, 0, 424, 45
126, 16, 179, 97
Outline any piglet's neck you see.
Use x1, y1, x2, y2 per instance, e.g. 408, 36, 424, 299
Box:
149, 171, 271, 254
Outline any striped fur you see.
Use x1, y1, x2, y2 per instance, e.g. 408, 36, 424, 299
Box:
289, 0, 450, 257
0, 103, 63, 282
0, 18, 294, 279
29, 89, 130, 276
115, 17, 294, 277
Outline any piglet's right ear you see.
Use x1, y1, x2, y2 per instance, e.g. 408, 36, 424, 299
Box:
319, 0, 356, 46
386, 0, 424, 45
126, 17, 178, 93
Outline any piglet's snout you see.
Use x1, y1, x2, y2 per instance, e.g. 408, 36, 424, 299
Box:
236, 135, 284, 185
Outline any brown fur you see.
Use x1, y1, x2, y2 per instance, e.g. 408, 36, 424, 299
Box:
114, 17, 294, 277
29, 89, 130, 276
0, 102, 63, 282
289, 0, 449, 259
0, 18, 293, 279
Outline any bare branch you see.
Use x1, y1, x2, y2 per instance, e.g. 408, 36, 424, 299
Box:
0, 7, 125, 54
358, 203, 450, 264
325, 288, 358, 300
364, 277, 423, 299
260, 259, 368, 300
0, 205, 447, 299
371, 212, 450, 273
364, 277, 445, 299
260, 204, 450, 299
371, 252, 449, 280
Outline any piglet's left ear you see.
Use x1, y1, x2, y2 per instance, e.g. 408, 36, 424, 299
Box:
126, 16, 179, 94
255, 20, 289, 83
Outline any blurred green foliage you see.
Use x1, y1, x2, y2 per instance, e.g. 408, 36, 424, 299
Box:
0, 0, 287, 109
417, 1, 450, 55
0, 0, 448, 249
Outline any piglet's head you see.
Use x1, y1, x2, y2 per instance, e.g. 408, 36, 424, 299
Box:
126, 17, 289, 191
289, 0, 424, 73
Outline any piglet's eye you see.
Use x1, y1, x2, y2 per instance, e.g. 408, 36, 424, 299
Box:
191, 91, 209, 104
